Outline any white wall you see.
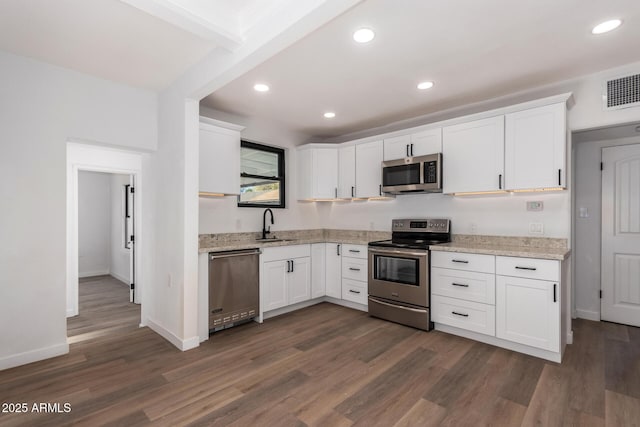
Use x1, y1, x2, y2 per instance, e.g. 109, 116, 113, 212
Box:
199, 107, 323, 234
315, 191, 570, 237
78, 171, 111, 277
110, 174, 131, 284
0, 50, 156, 370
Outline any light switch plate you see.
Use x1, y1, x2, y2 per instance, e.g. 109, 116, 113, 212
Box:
527, 201, 544, 211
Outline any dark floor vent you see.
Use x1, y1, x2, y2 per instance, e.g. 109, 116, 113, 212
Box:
605, 73, 640, 110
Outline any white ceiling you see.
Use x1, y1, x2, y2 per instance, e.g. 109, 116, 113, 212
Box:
0, 0, 290, 90
201, 0, 640, 140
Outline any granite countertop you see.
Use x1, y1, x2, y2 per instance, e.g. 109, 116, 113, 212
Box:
199, 230, 571, 260
198, 229, 390, 253
429, 235, 570, 260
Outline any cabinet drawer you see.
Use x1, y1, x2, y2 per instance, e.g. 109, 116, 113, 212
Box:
431, 251, 495, 273
342, 279, 367, 305
496, 256, 559, 281
432, 295, 496, 336
262, 244, 311, 262
342, 244, 367, 259
342, 258, 367, 282
431, 267, 496, 304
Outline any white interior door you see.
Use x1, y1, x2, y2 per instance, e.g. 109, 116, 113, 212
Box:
602, 144, 640, 327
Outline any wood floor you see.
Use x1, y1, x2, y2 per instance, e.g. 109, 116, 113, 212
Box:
1, 282, 639, 426
67, 275, 140, 344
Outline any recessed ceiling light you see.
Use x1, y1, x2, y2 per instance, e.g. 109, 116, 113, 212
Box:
417, 81, 435, 90
324, 112, 336, 119
253, 83, 270, 92
592, 19, 622, 34
353, 28, 375, 43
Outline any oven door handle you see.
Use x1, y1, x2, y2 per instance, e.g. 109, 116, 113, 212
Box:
368, 297, 428, 313
368, 248, 428, 257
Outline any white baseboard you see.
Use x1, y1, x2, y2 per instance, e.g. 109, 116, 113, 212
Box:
146, 318, 200, 351
0, 342, 69, 371
110, 271, 130, 285
567, 330, 574, 345
575, 309, 600, 321
66, 308, 78, 318
262, 298, 325, 320
78, 269, 110, 278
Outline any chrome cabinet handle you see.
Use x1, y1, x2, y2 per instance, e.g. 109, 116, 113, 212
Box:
452, 259, 469, 264
337, 244, 341, 256
349, 289, 361, 294
452, 283, 469, 287
349, 249, 360, 253
452, 311, 469, 317
349, 267, 360, 271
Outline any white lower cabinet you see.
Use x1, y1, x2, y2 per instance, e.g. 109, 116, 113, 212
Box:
340, 244, 368, 308
325, 243, 342, 298
311, 243, 326, 299
431, 250, 566, 362
496, 273, 560, 353
432, 295, 495, 335
262, 245, 311, 312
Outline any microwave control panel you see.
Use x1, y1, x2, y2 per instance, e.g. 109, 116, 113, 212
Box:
424, 161, 438, 183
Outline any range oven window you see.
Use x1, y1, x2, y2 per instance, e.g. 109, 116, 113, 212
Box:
382, 163, 420, 186
374, 255, 419, 286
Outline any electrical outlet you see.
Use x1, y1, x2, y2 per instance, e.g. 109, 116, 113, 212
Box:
528, 223, 544, 235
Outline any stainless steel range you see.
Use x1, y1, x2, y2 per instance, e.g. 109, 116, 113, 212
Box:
368, 218, 451, 331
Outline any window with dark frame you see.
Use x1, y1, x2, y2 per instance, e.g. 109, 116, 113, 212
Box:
238, 141, 286, 208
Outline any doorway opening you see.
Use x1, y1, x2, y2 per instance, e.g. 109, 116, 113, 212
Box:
67, 171, 139, 343
572, 121, 640, 326
66, 142, 146, 343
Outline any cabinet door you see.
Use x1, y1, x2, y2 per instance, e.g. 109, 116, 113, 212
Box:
263, 260, 289, 311
496, 275, 560, 352
311, 244, 326, 299
313, 149, 338, 199
325, 243, 342, 298
505, 103, 566, 190
199, 123, 240, 195
289, 257, 311, 305
411, 128, 442, 156
355, 140, 384, 198
338, 146, 356, 199
443, 116, 505, 194
383, 135, 411, 161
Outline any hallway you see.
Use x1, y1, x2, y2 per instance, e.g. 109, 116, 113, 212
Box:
67, 275, 140, 344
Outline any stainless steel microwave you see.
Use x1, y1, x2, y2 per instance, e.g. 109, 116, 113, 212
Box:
381, 153, 442, 194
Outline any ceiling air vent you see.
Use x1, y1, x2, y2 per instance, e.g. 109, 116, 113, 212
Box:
604, 73, 640, 110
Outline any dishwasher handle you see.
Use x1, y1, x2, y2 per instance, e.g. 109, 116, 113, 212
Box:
210, 249, 261, 260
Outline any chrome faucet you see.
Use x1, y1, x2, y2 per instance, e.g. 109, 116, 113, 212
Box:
262, 208, 274, 240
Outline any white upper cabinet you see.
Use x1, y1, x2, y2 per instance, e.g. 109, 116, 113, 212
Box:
383, 135, 411, 160
338, 145, 356, 199
411, 128, 443, 156
443, 116, 505, 194
355, 140, 384, 198
505, 103, 566, 190
383, 128, 442, 161
297, 147, 338, 200
199, 118, 244, 196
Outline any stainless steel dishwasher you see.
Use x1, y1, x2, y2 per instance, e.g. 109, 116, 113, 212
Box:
209, 248, 260, 331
